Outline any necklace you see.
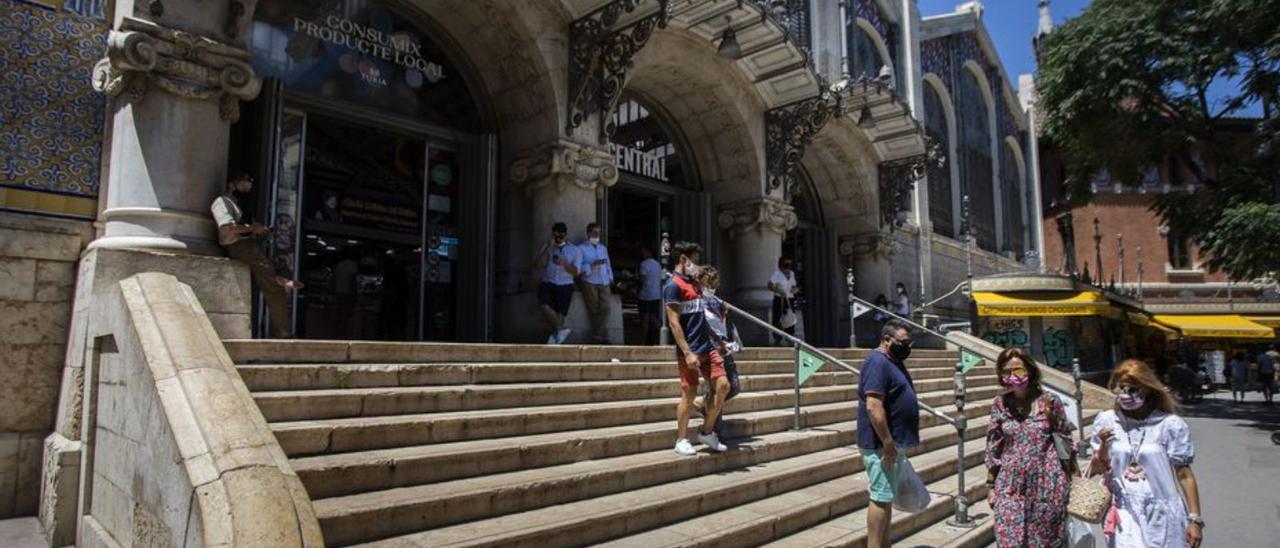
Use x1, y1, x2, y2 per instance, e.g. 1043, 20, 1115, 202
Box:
1122, 418, 1149, 482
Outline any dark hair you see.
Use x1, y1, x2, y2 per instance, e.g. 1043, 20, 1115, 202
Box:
874, 294, 888, 305
995, 347, 1042, 390
672, 241, 702, 262
551, 222, 568, 234
640, 246, 654, 257
696, 265, 720, 287
778, 256, 794, 268
227, 172, 252, 189
586, 222, 600, 232
880, 320, 910, 341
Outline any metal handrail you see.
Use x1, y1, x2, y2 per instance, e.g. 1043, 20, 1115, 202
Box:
920, 280, 970, 311
849, 294, 992, 364
718, 299, 956, 427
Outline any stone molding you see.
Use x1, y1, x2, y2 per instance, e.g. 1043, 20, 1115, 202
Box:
91, 16, 261, 122
839, 231, 897, 260
717, 198, 798, 238
509, 140, 619, 197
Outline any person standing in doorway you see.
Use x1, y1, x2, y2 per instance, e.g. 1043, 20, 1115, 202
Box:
577, 222, 615, 344
665, 241, 729, 456
1229, 352, 1250, 402
893, 282, 911, 319
1257, 347, 1276, 404
857, 320, 920, 548
768, 256, 800, 345
211, 173, 302, 338
637, 246, 663, 345
533, 222, 581, 345
985, 348, 1074, 547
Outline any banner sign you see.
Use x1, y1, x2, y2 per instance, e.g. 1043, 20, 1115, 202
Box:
797, 348, 827, 386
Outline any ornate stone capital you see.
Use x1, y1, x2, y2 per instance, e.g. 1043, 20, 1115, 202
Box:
840, 231, 897, 260
510, 140, 619, 197
91, 17, 262, 122
717, 198, 798, 238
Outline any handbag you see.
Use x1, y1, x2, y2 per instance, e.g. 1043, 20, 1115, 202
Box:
1044, 395, 1112, 523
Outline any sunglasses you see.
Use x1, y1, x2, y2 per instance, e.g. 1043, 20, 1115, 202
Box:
1113, 385, 1145, 397
1006, 367, 1029, 378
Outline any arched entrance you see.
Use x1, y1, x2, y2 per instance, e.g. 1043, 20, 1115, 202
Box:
782, 169, 841, 346
603, 92, 708, 344
235, 0, 497, 341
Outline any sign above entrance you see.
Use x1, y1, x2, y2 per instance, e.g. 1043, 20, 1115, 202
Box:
291, 16, 445, 86
609, 143, 668, 182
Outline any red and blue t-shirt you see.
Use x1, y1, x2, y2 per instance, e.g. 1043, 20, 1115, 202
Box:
663, 272, 715, 356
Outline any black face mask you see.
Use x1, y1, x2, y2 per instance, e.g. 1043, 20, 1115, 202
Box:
889, 340, 912, 362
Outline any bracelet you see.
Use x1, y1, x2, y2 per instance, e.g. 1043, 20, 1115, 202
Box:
1187, 513, 1205, 527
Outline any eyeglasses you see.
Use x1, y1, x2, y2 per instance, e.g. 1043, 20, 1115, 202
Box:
1113, 385, 1145, 397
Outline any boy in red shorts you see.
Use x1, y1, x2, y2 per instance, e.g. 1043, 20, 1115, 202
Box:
664, 241, 730, 456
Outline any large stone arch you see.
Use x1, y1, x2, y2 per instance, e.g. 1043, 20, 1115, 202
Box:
801, 119, 880, 236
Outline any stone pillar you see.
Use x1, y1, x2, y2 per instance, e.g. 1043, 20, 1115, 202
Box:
717, 198, 796, 345
841, 231, 895, 346
498, 140, 622, 343
88, 10, 261, 255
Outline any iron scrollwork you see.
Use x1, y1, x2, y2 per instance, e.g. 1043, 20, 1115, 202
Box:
567, 0, 670, 141
765, 84, 843, 194
878, 136, 945, 229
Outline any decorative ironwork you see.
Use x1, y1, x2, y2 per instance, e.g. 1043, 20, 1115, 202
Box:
748, 0, 814, 61
566, 0, 670, 141
878, 137, 945, 230
765, 85, 843, 193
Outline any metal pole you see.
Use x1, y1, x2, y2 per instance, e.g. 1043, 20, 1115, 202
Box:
962, 195, 974, 284
1072, 357, 1087, 455
947, 358, 974, 527
847, 266, 858, 348
659, 231, 671, 346
793, 342, 803, 431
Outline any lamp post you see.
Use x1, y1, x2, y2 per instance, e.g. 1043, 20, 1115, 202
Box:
962, 195, 973, 284
659, 231, 671, 346
847, 266, 858, 348
1117, 233, 1125, 289
1092, 217, 1103, 286
1136, 246, 1144, 299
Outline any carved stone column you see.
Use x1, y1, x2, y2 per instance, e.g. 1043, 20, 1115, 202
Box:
718, 198, 797, 344
840, 230, 896, 304
89, 14, 261, 254
510, 139, 619, 242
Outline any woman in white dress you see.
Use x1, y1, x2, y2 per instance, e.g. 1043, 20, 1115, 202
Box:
1088, 359, 1204, 548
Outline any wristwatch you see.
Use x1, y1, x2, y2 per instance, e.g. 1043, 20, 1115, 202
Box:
1187, 513, 1205, 528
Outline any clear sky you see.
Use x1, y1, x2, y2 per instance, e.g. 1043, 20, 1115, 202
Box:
916, 0, 1263, 117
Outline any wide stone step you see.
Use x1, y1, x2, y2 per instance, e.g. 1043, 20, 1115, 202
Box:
349, 427, 988, 548
254, 372, 1001, 423
290, 397, 998, 499
892, 496, 995, 548
237, 358, 978, 391
224, 339, 959, 365
270, 384, 1005, 455
756, 457, 991, 548
598, 442, 989, 548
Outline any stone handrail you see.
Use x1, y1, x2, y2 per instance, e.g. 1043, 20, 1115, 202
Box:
79, 272, 322, 547
946, 331, 1115, 411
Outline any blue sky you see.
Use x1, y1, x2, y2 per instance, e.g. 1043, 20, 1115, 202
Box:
916, 0, 1263, 117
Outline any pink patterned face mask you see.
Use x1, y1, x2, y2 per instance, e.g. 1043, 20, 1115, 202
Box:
1004, 374, 1030, 389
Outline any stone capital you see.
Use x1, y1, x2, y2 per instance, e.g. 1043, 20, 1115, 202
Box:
717, 198, 798, 238
509, 139, 619, 197
91, 16, 262, 122
840, 231, 896, 260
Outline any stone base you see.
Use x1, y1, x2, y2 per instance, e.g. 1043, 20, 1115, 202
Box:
37, 433, 79, 547
495, 291, 624, 345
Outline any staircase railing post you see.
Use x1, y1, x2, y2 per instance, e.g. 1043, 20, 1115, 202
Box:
846, 266, 857, 348
947, 358, 975, 528
1072, 357, 1087, 455
793, 342, 803, 431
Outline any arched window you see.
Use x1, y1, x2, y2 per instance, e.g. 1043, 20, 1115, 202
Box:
1001, 141, 1024, 257
958, 68, 995, 251
923, 83, 953, 237
609, 94, 690, 188
847, 25, 886, 81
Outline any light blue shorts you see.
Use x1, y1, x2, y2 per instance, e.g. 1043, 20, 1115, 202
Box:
862, 449, 907, 503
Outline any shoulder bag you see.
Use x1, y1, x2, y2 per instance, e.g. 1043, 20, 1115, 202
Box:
1044, 394, 1112, 523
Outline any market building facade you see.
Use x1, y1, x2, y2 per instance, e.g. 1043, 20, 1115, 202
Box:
0, 0, 1044, 524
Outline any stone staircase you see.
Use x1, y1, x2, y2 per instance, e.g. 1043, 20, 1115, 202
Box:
224, 340, 1095, 547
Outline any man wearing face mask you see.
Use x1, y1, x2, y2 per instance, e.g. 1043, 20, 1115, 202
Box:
577, 222, 615, 344
664, 241, 729, 457
533, 222, 581, 344
857, 320, 919, 548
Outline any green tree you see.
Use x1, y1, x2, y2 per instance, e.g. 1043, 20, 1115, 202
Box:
1036, 0, 1280, 281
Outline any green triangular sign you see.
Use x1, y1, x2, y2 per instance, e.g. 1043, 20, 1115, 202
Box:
797, 348, 827, 386
960, 350, 983, 374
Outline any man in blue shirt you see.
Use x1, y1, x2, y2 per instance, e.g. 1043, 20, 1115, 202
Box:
533, 222, 581, 344
577, 222, 615, 344
1258, 347, 1276, 403
857, 320, 919, 548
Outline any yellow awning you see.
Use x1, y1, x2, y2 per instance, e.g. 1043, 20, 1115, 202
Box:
1151, 323, 1181, 339
1247, 316, 1280, 328
1152, 314, 1276, 339
1126, 311, 1151, 326
973, 291, 1110, 317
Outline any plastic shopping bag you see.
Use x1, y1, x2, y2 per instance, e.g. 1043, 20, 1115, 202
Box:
1067, 516, 1096, 548
892, 458, 931, 512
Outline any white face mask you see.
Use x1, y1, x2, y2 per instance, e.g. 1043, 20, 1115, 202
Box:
704, 288, 716, 297
685, 263, 700, 277
588, 237, 600, 245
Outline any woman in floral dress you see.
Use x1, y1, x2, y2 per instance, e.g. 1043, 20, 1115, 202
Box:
986, 348, 1076, 547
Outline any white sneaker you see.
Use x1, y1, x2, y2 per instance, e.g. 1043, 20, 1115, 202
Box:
673, 438, 697, 456
556, 328, 572, 344
547, 334, 559, 345
696, 430, 727, 452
